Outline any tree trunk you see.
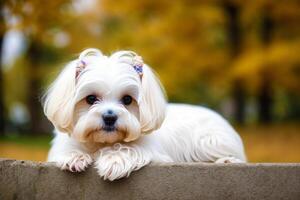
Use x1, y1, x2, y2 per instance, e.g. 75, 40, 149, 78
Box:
27, 41, 43, 135
258, 7, 274, 123
232, 79, 246, 123
258, 77, 272, 122
224, 2, 246, 124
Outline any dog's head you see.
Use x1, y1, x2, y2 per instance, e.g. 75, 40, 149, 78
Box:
43, 49, 166, 144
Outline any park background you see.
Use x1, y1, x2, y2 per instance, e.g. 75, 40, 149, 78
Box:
0, 0, 299, 162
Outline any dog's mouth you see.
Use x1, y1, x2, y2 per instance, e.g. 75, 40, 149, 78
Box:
102, 125, 117, 132
84, 126, 127, 144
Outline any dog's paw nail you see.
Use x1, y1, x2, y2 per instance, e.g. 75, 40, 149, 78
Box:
61, 153, 93, 172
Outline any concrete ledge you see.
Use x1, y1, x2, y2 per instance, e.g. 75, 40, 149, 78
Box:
0, 159, 299, 200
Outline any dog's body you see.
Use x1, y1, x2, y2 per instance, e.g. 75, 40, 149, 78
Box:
45, 49, 246, 181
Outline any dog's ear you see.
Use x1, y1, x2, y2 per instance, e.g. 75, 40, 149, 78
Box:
42, 61, 79, 133
43, 48, 103, 133
139, 65, 167, 134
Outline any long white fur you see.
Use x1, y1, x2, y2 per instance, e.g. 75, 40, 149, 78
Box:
44, 48, 246, 181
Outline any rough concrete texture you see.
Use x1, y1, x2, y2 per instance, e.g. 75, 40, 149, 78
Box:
0, 159, 300, 200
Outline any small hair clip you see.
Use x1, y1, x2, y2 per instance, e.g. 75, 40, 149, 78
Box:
78, 60, 86, 68
132, 55, 143, 77
76, 59, 87, 78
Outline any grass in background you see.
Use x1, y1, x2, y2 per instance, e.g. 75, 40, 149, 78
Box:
237, 123, 300, 162
0, 134, 51, 161
0, 124, 299, 162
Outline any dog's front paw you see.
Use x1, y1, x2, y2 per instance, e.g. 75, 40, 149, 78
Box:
95, 156, 131, 181
95, 144, 150, 181
59, 153, 93, 172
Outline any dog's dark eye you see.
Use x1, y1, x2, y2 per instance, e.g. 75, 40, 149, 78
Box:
86, 95, 97, 105
121, 95, 133, 105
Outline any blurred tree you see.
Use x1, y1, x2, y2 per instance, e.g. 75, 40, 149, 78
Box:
5, 0, 72, 134
27, 41, 46, 134
258, 5, 274, 123
223, 1, 246, 124
4, 0, 104, 134
230, 0, 300, 122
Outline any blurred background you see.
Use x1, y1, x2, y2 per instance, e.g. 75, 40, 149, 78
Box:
0, 0, 299, 162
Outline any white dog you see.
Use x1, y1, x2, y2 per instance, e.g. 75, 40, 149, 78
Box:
43, 48, 246, 181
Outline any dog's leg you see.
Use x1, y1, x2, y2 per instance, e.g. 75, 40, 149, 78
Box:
48, 133, 93, 172
94, 143, 151, 181
192, 133, 246, 163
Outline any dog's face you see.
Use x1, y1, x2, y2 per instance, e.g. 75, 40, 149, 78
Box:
73, 56, 142, 143
43, 49, 166, 144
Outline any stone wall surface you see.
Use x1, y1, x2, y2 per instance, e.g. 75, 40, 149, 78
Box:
0, 159, 300, 200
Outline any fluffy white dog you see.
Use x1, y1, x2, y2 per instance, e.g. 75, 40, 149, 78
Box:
44, 48, 246, 181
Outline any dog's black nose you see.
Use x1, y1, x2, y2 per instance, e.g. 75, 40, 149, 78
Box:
102, 112, 118, 127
